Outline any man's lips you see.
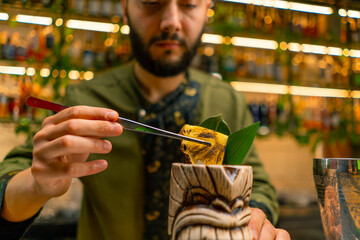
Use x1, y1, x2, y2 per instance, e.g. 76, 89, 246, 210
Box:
154, 41, 181, 50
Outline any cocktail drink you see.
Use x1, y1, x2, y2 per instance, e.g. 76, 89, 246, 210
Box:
313, 158, 360, 240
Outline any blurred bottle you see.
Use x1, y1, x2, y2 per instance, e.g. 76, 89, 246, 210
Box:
82, 33, 95, 68
7, 76, 20, 121
234, 49, 247, 78
354, 99, 360, 133
305, 14, 317, 38
268, 97, 278, 131
75, 0, 86, 14
114, 0, 123, 18
19, 76, 33, 119
45, 27, 55, 50
245, 4, 255, 29
89, 0, 101, 16
259, 101, 270, 135
330, 108, 341, 129
321, 100, 331, 132
13, 32, 28, 61
245, 50, 256, 78
102, 0, 113, 17
221, 52, 236, 80
0, 76, 9, 119
95, 43, 106, 69
263, 9, 274, 33
264, 52, 274, 80
2, 34, 16, 60
249, 101, 260, 123
27, 29, 40, 60
254, 51, 265, 79
340, 17, 348, 43
68, 39, 83, 67
105, 34, 117, 67
41, 0, 53, 7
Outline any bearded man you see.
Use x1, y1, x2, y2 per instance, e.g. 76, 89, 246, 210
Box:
0, 0, 290, 239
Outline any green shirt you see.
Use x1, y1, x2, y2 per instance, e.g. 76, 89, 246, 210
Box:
0, 62, 279, 240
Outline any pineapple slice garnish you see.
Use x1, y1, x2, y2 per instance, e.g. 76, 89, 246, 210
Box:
179, 124, 228, 165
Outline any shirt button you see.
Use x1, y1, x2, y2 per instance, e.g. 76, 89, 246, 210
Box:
138, 109, 146, 118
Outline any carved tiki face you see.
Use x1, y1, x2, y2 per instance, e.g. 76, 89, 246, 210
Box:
168, 163, 253, 240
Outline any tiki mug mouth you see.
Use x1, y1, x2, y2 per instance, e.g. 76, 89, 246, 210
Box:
168, 163, 253, 240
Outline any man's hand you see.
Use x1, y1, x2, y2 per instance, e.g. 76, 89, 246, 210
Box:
31, 106, 122, 198
249, 208, 291, 240
1, 106, 122, 222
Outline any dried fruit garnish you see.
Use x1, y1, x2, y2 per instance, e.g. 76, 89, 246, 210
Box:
179, 125, 228, 165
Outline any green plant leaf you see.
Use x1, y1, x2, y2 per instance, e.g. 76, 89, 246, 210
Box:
200, 115, 231, 136
223, 122, 260, 165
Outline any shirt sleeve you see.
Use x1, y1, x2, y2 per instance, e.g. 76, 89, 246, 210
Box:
241, 105, 280, 225
0, 136, 40, 239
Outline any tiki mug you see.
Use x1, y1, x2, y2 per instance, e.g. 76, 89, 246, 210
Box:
168, 163, 253, 240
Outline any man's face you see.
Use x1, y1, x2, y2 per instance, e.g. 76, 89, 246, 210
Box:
125, 0, 210, 77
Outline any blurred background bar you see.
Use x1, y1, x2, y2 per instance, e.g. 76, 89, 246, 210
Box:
2, 0, 360, 239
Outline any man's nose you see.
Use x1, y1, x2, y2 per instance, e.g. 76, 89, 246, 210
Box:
159, 2, 182, 34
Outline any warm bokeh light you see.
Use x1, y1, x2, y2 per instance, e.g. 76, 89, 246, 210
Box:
67, 19, 119, 33
231, 82, 289, 95
69, 70, 80, 80
60, 70, 67, 78
343, 49, 350, 57
66, 34, 73, 43
347, 10, 360, 19
84, 71, 94, 81
231, 82, 350, 98
52, 69, 59, 78
202, 33, 223, 45
204, 47, 215, 56
223, 36, 232, 45
288, 43, 301, 52
0, 66, 26, 75
26, 68, 36, 76
290, 86, 349, 98
40, 68, 51, 77
220, 0, 332, 15
264, 15, 273, 24
328, 47, 343, 56
207, 9, 215, 17
16, 14, 52, 25
120, 25, 130, 35
302, 44, 327, 55
0, 12, 9, 21
280, 42, 288, 50
231, 36, 278, 50
55, 18, 63, 27
338, 9, 347, 17
104, 38, 114, 47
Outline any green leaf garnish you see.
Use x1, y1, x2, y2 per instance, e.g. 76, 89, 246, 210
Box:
223, 122, 260, 165
200, 114, 231, 136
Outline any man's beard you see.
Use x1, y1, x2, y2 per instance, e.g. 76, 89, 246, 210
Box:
128, 18, 204, 77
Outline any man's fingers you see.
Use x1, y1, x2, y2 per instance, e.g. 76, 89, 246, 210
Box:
42, 119, 122, 140
42, 106, 119, 126
249, 208, 266, 240
36, 160, 108, 179
34, 136, 112, 160
258, 220, 276, 240
249, 208, 291, 240
59, 160, 108, 178
275, 229, 291, 240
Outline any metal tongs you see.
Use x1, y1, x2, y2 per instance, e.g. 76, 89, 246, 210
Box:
26, 97, 211, 146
